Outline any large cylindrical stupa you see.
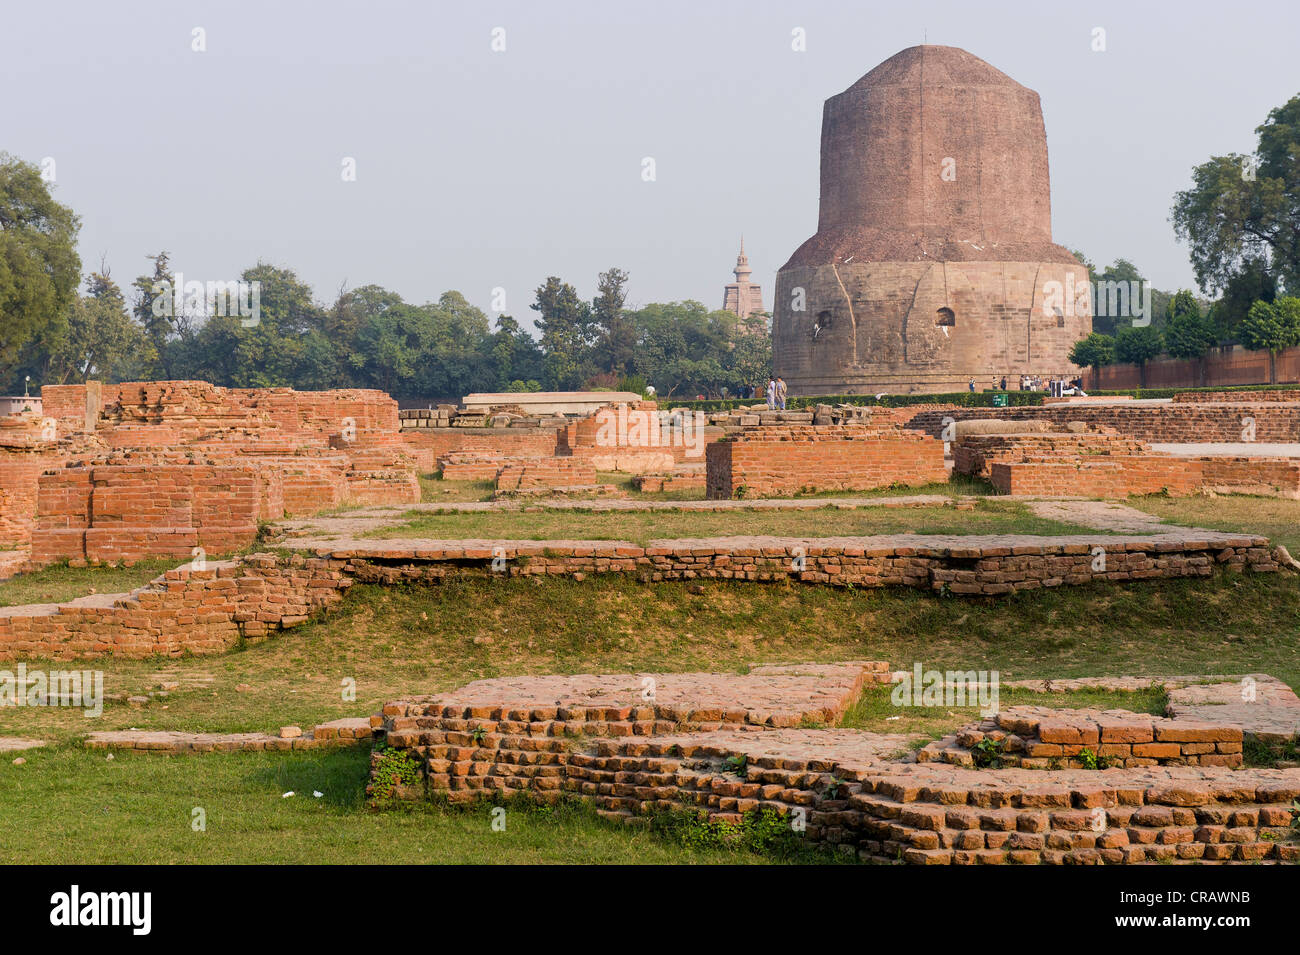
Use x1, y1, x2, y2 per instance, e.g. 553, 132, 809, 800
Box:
773, 45, 1091, 394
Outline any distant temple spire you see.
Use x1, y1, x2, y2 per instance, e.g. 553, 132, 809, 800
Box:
722, 237, 765, 320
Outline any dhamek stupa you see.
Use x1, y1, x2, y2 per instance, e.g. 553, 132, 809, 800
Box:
773, 45, 1092, 394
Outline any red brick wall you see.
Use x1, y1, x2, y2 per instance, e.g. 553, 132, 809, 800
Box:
1089, 345, 1300, 391
0, 555, 349, 660
906, 404, 1300, 443
402, 429, 559, 473
706, 426, 947, 498
31, 459, 283, 564
1171, 389, 1300, 403
990, 455, 1300, 498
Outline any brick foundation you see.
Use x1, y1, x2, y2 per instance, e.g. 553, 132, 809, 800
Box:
706, 425, 947, 499
0, 554, 350, 660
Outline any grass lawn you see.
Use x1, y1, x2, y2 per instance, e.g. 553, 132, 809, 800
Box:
3, 570, 1297, 863
6, 571, 1299, 744
369, 498, 1100, 544
0, 746, 840, 864
419, 475, 496, 502
0, 559, 182, 607
1129, 494, 1300, 554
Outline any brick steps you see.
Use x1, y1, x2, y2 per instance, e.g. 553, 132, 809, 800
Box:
917, 706, 1244, 770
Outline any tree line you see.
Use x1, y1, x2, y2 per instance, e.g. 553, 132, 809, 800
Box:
0, 154, 770, 400
1069, 92, 1300, 375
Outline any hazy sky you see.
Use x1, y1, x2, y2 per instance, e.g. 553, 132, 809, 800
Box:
8, 0, 1296, 328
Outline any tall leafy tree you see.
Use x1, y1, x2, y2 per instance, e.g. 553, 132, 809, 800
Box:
591, 267, 635, 376
531, 277, 593, 390
0, 153, 81, 383
1172, 95, 1300, 298
47, 269, 150, 383
131, 251, 175, 376
1163, 290, 1217, 360
1068, 332, 1116, 372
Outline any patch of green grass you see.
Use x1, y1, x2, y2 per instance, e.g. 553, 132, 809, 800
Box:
1130, 494, 1300, 554
0, 746, 817, 864
5, 570, 1297, 746
367, 499, 1099, 545
419, 475, 496, 502
0, 559, 181, 607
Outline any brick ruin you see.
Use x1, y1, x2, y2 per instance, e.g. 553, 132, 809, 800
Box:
905, 400, 1300, 444
1, 526, 1280, 661
950, 420, 1300, 498
414, 402, 724, 498
918, 707, 1245, 769
0, 554, 350, 660
371, 660, 1300, 865
2, 380, 422, 566
706, 423, 947, 499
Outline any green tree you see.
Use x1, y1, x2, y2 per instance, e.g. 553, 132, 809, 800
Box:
1114, 325, 1165, 386
46, 269, 150, 383
1171, 95, 1300, 299
131, 251, 175, 376
531, 277, 594, 390
1068, 332, 1115, 371
0, 153, 82, 383
1240, 297, 1300, 383
1163, 290, 1217, 360
591, 267, 635, 377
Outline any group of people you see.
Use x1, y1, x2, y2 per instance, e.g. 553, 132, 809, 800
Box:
742, 377, 788, 409
966, 375, 1087, 396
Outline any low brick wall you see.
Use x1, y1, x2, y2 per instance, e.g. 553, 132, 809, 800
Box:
401, 429, 560, 473
327, 532, 1278, 596
0, 555, 351, 660
496, 458, 599, 491
953, 431, 1147, 479
1172, 390, 1300, 403
906, 404, 1300, 443
990, 455, 1300, 498
706, 426, 947, 499
370, 662, 1300, 865
919, 707, 1244, 769
0, 452, 63, 548
31, 456, 284, 565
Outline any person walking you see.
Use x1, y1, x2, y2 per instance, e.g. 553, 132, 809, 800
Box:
776, 376, 788, 411
765, 377, 776, 409
968, 377, 975, 393
1000, 376, 1007, 391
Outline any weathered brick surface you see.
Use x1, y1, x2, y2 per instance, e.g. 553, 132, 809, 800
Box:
496, 458, 600, 492
0, 554, 350, 660
401, 428, 560, 473
14, 380, 421, 560
919, 707, 1245, 769
907, 403, 1300, 443
370, 663, 1300, 864
30, 454, 284, 564
706, 425, 947, 499
84, 717, 377, 753
322, 531, 1277, 596
1171, 390, 1300, 404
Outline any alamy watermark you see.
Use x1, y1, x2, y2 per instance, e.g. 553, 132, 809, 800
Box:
1042, 274, 1154, 327
0, 664, 103, 717
890, 662, 1000, 717
152, 273, 261, 328
593, 406, 708, 458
